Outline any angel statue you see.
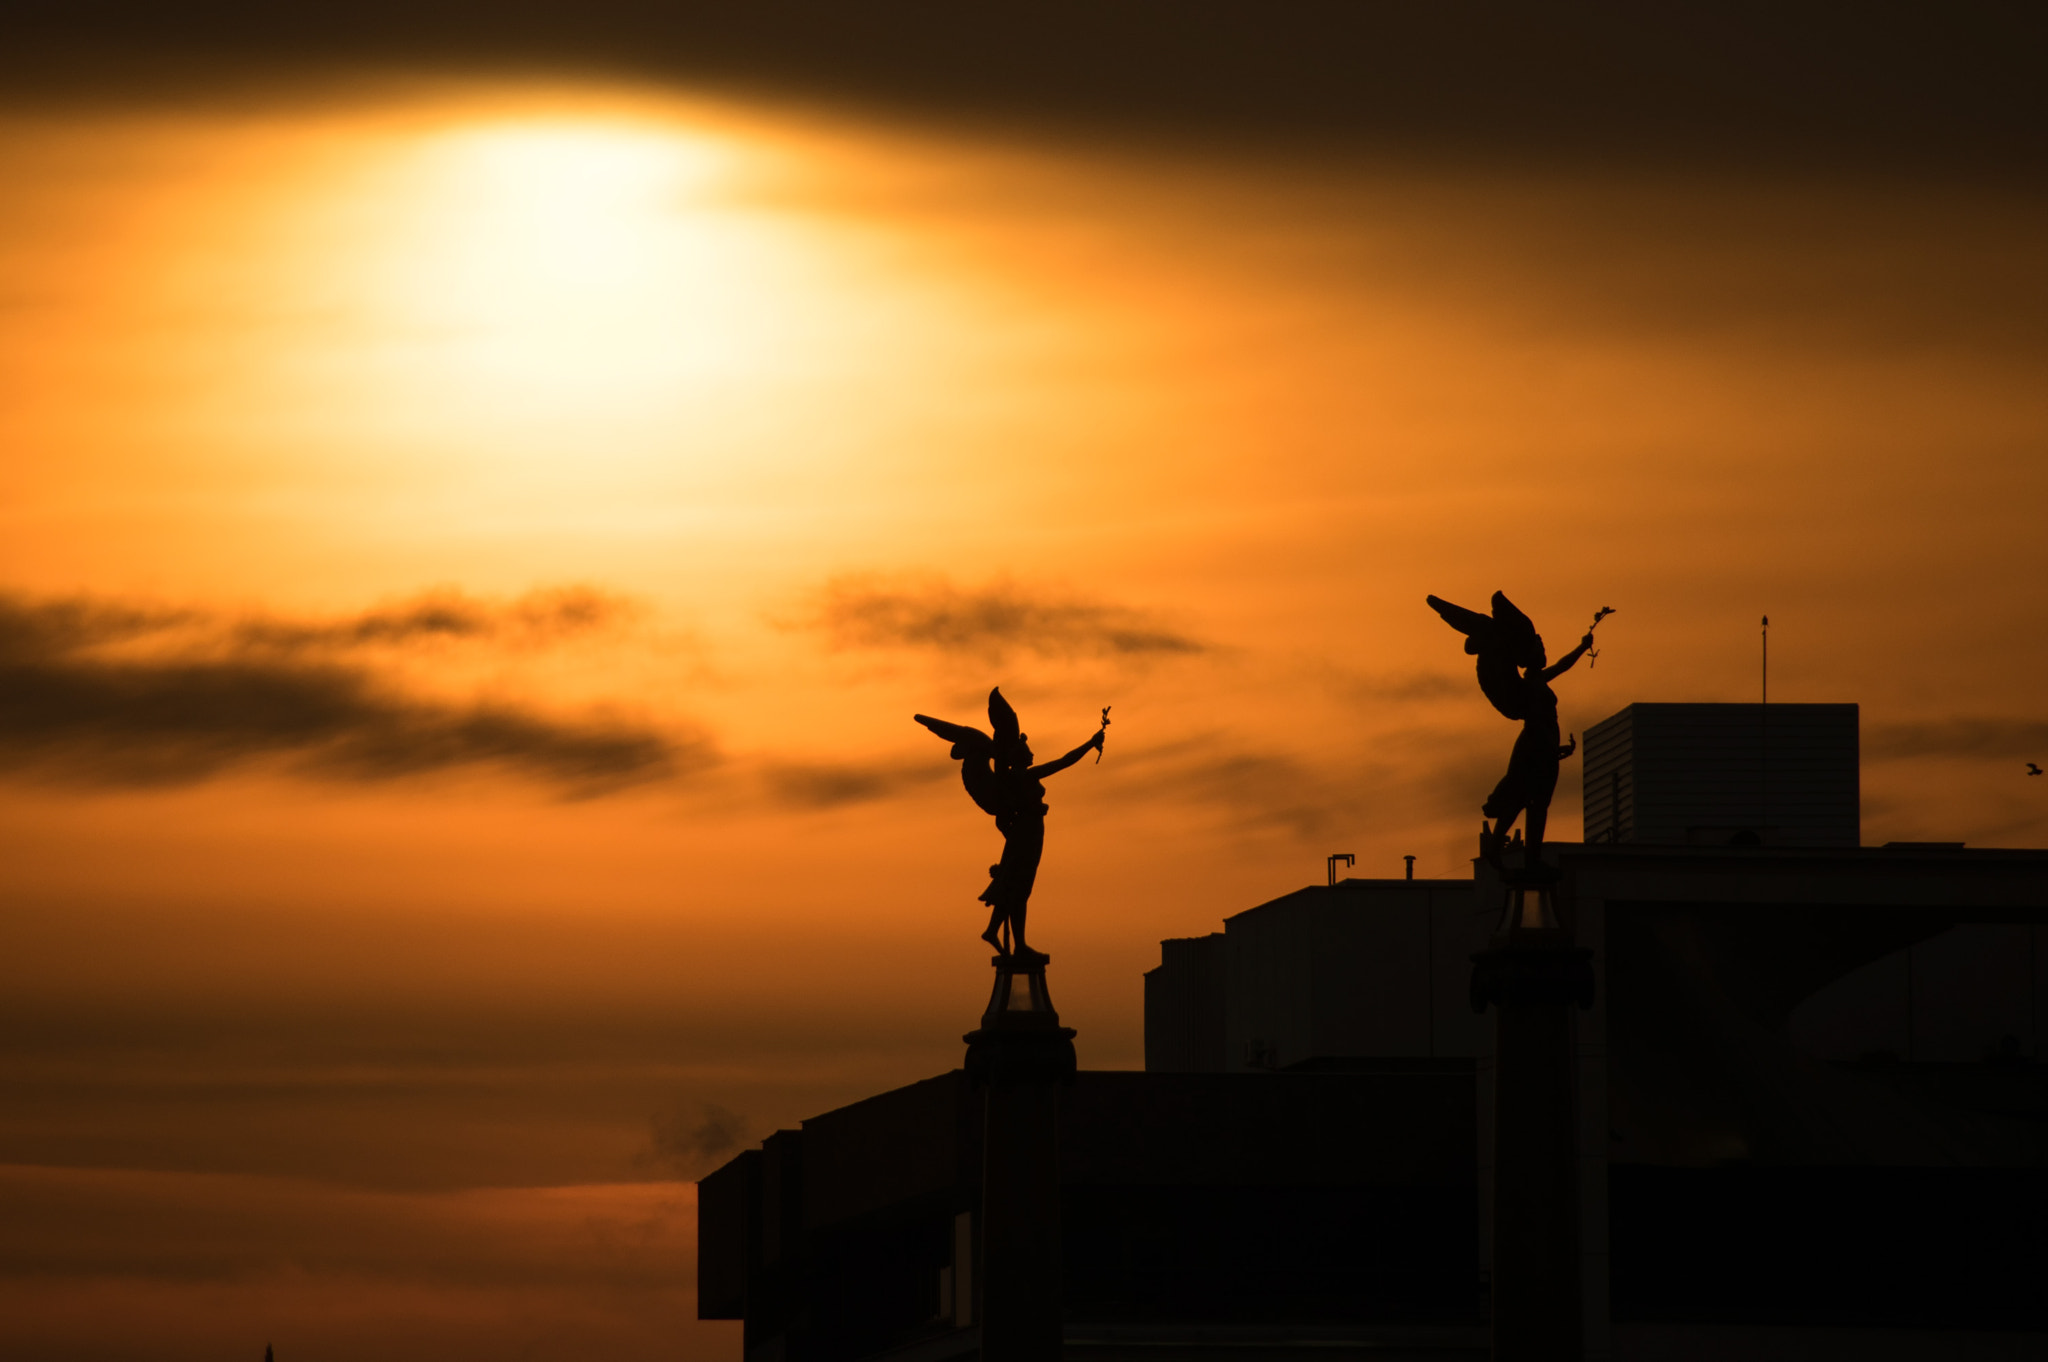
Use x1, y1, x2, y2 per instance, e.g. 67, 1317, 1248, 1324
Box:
1425, 591, 1594, 861
914, 689, 1105, 960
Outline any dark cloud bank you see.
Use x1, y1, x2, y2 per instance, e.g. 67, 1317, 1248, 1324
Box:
801, 575, 1204, 661
6, 3, 2045, 179
0, 589, 697, 792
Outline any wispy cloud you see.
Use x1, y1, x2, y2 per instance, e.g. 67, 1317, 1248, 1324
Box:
230, 586, 636, 652
1328, 668, 1467, 704
1867, 718, 2048, 762
1, 586, 636, 658
1164, 749, 1341, 837
795, 574, 1205, 661
0, 1166, 696, 1358
1112, 725, 1511, 839
642, 1101, 754, 1179
0, 588, 701, 792
761, 759, 948, 810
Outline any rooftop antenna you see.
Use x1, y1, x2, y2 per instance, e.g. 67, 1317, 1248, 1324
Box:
1404, 855, 1417, 881
1327, 853, 1355, 886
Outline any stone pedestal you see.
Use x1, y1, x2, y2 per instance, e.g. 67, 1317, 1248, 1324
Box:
964, 954, 1076, 1362
1471, 870, 1595, 1362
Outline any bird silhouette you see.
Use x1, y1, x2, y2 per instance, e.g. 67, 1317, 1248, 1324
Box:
2029, 762, 2043, 776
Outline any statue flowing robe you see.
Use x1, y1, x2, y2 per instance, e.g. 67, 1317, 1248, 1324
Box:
981, 769, 1048, 920
1484, 667, 1565, 829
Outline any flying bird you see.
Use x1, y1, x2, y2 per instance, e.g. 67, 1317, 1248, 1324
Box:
2029, 762, 2043, 776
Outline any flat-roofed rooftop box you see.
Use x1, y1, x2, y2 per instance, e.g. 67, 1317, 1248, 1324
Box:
1583, 703, 1858, 847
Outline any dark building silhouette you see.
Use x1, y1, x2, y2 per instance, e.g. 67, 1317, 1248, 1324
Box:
1566, 841, 2047, 1354
1146, 877, 1484, 1075
703, 702, 2048, 1360
698, 1069, 1485, 1361
1581, 702, 1859, 847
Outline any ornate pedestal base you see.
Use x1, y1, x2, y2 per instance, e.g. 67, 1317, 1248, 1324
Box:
1471, 869, 1595, 1362
964, 953, 1076, 1362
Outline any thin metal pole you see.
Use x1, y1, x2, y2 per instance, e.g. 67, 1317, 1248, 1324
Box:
1761, 616, 1769, 839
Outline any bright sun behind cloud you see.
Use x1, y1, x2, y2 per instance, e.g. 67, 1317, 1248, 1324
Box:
0, 89, 1044, 595
297, 109, 833, 489
2, 60, 2047, 1362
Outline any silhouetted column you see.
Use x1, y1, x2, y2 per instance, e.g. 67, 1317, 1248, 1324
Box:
964, 954, 1076, 1362
1471, 870, 1594, 1362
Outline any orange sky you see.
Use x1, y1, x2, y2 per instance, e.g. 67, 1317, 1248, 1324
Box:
2, 60, 2047, 1362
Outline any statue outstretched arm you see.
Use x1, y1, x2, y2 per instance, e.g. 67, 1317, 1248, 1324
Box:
1542, 634, 1595, 683
1029, 731, 1104, 779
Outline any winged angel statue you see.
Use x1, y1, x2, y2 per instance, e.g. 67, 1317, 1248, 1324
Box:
1426, 592, 1593, 860
914, 689, 1104, 959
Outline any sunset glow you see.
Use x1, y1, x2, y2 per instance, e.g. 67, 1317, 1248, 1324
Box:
2, 27, 2045, 1361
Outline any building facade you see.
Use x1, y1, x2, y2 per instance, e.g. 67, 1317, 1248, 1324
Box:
707, 703, 2048, 1360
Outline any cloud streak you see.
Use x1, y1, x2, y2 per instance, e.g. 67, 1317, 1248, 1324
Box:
1, 587, 635, 657
761, 759, 948, 810
798, 575, 1205, 661
0, 589, 698, 792
0, 1166, 700, 1361
1111, 725, 1513, 839
1325, 668, 1467, 705
643, 1102, 753, 1179
231, 586, 636, 652
1867, 718, 2048, 763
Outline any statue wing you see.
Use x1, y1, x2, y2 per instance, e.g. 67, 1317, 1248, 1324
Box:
1425, 594, 1495, 656
1475, 652, 1528, 721
1488, 591, 1538, 647
915, 714, 1004, 815
987, 687, 1021, 746
959, 759, 1002, 816
915, 713, 993, 757
1428, 594, 1529, 720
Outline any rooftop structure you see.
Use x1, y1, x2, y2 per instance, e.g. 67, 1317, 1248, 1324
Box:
703, 703, 2048, 1360
698, 1069, 1484, 1362
1145, 877, 1483, 1074
1582, 703, 1859, 847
